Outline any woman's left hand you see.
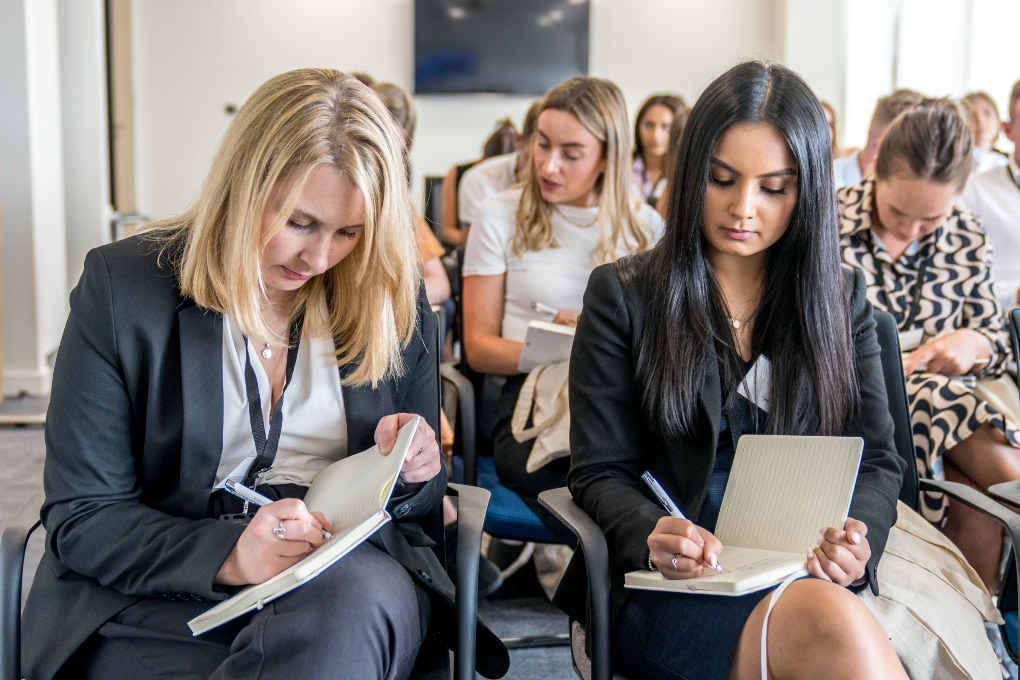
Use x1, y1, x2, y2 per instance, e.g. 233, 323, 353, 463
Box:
375, 413, 442, 484
806, 517, 871, 586
902, 328, 992, 376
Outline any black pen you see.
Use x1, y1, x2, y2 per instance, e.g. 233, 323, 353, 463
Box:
641, 471, 724, 573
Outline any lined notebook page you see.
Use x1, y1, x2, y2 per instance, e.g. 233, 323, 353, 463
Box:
302, 416, 418, 531
715, 435, 863, 554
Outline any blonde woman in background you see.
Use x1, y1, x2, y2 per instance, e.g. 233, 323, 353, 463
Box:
962, 90, 1009, 174
462, 75, 663, 528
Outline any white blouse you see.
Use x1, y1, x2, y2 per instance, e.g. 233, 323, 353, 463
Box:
215, 314, 347, 488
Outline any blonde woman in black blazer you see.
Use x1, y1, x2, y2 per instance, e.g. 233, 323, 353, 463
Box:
567, 62, 907, 679
23, 70, 506, 680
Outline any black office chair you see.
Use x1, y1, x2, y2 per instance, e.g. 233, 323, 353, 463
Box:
986, 306, 1020, 661
423, 175, 445, 243
441, 363, 571, 652
539, 310, 1020, 680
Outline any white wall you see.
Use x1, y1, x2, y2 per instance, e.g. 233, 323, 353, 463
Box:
131, 0, 788, 220
0, 0, 70, 395
58, 0, 110, 289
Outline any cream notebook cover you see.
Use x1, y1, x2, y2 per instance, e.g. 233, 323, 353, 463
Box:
517, 320, 576, 372
188, 416, 419, 634
625, 435, 863, 596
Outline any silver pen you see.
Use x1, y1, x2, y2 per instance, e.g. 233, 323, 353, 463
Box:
641, 471, 724, 573
224, 479, 333, 540
530, 301, 558, 315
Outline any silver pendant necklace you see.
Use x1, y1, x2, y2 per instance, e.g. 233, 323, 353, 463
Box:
261, 343, 272, 360
725, 297, 758, 330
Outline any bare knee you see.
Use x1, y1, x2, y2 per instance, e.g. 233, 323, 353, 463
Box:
731, 580, 904, 680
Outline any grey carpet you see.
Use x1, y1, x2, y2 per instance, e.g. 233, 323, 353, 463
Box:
0, 396, 574, 679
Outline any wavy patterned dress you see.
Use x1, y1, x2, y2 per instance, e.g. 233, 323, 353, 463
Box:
838, 177, 1019, 523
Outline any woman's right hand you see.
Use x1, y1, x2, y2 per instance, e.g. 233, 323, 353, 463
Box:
902, 328, 992, 376
647, 516, 723, 579
551, 309, 580, 327
215, 499, 331, 586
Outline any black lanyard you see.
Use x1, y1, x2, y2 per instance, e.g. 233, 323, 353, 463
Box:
872, 245, 929, 331
241, 313, 304, 486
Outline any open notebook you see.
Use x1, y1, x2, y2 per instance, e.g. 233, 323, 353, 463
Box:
188, 416, 419, 635
625, 435, 863, 596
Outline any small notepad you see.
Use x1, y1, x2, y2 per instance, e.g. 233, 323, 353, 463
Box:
517, 320, 576, 372
625, 435, 863, 596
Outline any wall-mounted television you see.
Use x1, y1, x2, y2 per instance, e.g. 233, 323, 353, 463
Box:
414, 0, 590, 96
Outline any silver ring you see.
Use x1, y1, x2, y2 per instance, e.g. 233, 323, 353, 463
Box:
417, 445, 425, 456
273, 522, 286, 540
671, 555, 679, 572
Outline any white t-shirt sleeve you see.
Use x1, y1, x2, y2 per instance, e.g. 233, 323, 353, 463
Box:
458, 165, 488, 226
462, 190, 517, 277
458, 152, 517, 225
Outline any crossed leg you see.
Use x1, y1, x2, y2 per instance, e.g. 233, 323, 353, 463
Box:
728, 579, 906, 680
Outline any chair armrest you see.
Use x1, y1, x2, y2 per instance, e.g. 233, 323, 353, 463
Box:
441, 363, 477, 485
1, 490, 44, 680
989, 481, 1020, 511
538, 487, 611, 680
921, 478, 1020, 653
447, 482, 490, 680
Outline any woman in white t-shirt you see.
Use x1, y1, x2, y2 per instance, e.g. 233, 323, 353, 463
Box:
462, 75, 663, 527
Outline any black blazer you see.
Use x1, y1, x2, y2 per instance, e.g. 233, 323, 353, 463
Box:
562, 252, 906, 621
23, 235, 507, 679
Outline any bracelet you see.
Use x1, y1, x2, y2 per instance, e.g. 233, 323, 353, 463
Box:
648, 553, 657, 572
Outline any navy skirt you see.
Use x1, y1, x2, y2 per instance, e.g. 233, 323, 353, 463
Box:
613, 586, 774, 680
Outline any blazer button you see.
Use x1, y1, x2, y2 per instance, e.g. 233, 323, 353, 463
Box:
416, 569, 432, 584
397, 505, 411, 516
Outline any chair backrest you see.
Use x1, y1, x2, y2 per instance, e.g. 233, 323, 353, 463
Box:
1010, 308, 1020, 388
422, 175, 444, 241
871, 310, 920, 510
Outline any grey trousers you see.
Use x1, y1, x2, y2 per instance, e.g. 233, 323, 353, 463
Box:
67, 542, 431, 680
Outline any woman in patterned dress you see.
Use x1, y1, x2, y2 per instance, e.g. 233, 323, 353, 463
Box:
838, 97, 1020, 591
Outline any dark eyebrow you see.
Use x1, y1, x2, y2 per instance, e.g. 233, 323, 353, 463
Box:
710, 157, 798, 178
536, 130, 587, 149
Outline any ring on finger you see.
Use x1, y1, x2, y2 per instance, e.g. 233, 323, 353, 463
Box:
273, 522, 286, 540
671, 555, 679, 572
417, 444, 425, 456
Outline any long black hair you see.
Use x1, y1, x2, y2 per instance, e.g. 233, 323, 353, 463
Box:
636, 60, 858, 440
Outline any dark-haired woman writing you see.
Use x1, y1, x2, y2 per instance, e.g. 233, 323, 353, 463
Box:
568, 61, 906, 679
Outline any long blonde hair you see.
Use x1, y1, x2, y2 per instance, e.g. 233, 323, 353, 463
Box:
513, 76, 653, 263
151, 68, 419, 387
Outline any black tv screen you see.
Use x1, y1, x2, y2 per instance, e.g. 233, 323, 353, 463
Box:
414, 0, 590, 95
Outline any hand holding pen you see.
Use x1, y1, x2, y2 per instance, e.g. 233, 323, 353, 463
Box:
641, 471, 724, 575
531, 301, 580, 328
225, 479, 333, 540
216, 480, 334, 586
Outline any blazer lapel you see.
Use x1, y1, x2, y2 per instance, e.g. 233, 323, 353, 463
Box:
177, 301, 224, 517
